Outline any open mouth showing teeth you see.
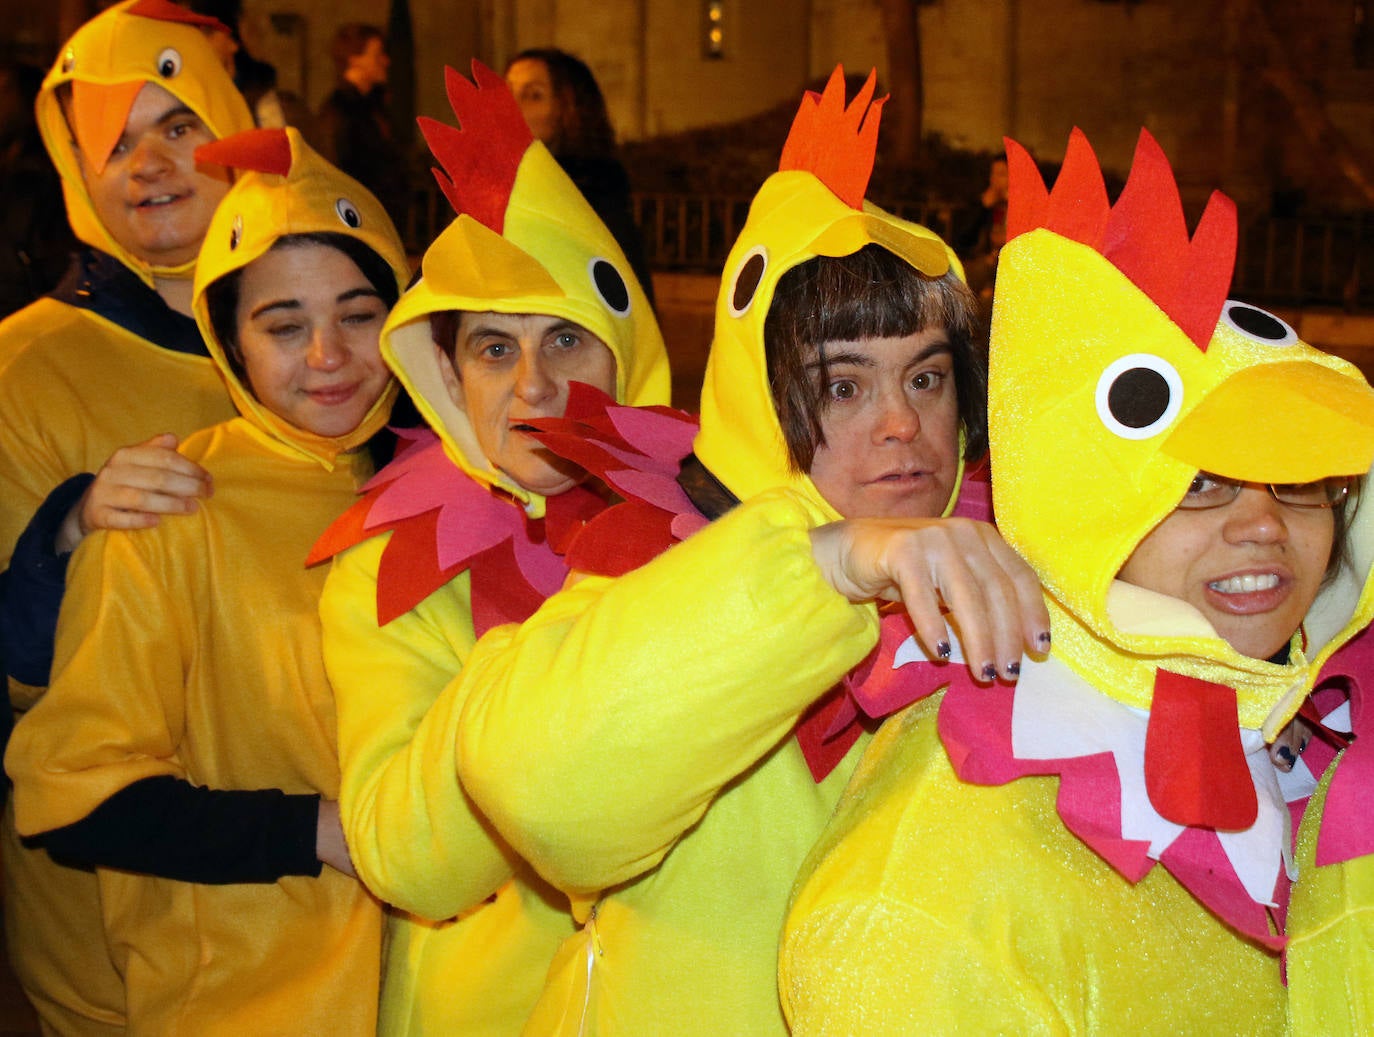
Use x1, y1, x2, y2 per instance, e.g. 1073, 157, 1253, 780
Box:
139, 195, 179, 206
1209, 573, 1280, 594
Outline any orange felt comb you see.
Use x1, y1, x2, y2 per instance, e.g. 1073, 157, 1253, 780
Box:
418, 61, 533, 235
778, 65, 885, 211
1005, 128, 1236, 351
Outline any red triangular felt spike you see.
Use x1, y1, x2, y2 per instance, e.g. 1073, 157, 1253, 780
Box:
566, 501, 678, 577
1044, 127, 1110, 248
375, 510, 447, 625
196, 128, 293, 177
306, 485, 386, 566
1003, 136, 1049, 244
1144, 671, 1257, 829
796, 685, 863, 783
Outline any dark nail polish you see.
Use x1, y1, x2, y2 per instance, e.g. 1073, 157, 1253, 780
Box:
1276, 745, 1296, 766
1006, 661, 1021, 678
980, 663, 997, 682
936, 641, 951, 660
1037, 631, 1052, 649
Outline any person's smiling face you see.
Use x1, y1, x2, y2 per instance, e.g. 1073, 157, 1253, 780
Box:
440, 311, 617, 496
1116, 480, 1336, 659
233, 242, 391, 438
77, 81, 229, 268
805, 327, 961, 520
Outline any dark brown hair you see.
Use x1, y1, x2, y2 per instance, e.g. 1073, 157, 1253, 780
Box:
764, 243, 986, 473
205, 232, 400, 383
331, 24, 384, 77
506, 48, 616, 160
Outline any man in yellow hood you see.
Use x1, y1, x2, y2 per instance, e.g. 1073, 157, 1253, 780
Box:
7, 124, 408, 1034
310, 62, 670, 1035
780, 128, 1374, 1034
452, 68, 1044, 1035
0, 2, 252, 1031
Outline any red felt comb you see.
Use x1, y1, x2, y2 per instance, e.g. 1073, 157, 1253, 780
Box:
127, 0, 229, 33
1004, 127, 1236, 351
418, 61, 533, 234
195, 128, 293, 176
779, 65, 885, 210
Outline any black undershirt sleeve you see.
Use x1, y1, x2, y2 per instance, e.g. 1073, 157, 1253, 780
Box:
32, 774, 323, 884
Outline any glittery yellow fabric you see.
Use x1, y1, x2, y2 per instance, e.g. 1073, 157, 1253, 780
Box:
1286, 758, 1374, 1034
781, 693, 1285, 1035
36, 0, 254, 285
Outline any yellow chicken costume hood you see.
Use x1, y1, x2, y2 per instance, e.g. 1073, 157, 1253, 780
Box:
191, 127, 407, 467
990, 127, 1374, 741
694, 66, 965, 517
379, 61, 670, 518
38, 0, 254, 285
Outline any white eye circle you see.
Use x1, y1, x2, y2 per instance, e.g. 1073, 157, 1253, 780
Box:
727, 245, 768, 318
1095, 353, 1184, 440
155, 48, 183, 79
229, 213, 243, 250
1220, 300, 1297, 346
334, 198, 361, 228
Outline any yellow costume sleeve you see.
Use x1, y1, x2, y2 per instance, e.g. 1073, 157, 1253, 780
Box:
1286, 759, 1374, 1034
457, 487, 879, 896
8, 526, 190, 834
321, 535, 516, 921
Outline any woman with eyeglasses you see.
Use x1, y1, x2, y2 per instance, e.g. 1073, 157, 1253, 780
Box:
780, 129, 1374, 1034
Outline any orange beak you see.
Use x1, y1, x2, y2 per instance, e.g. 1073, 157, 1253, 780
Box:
70, 79, 146, 175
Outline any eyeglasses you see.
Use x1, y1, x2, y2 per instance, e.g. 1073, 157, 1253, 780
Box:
1177, 472, 1355, 511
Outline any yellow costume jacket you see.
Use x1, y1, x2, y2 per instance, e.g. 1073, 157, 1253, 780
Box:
7, 126, 408, 1035
455, 68, 972, 1036
782, 129, 1374, 1034
0, 4, 252, 1032
313, 63, 670, 1036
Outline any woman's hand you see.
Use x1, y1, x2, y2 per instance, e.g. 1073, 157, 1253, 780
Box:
315, 799, 357, 878
1269, 716, 1314, 772
55, 433, 213, 554
810, 516, 1050, 683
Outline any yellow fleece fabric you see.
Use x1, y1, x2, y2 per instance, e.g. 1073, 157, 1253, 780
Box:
319, 66, 670, 1036
0, 5, 251, 1031
780, 128, 1374, 1034
6, 130, 407, 1035
452, 71, 966, 1035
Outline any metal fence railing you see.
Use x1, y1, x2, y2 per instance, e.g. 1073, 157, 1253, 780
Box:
407, 180, 1374, 314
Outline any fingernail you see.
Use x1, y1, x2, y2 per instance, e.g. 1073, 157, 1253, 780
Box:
1276, 745, 1296, 766
1037, 631, 1052, 649
980, 663, 997, 682
1006, 661, 1021, 678
936, 641, 951, 660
